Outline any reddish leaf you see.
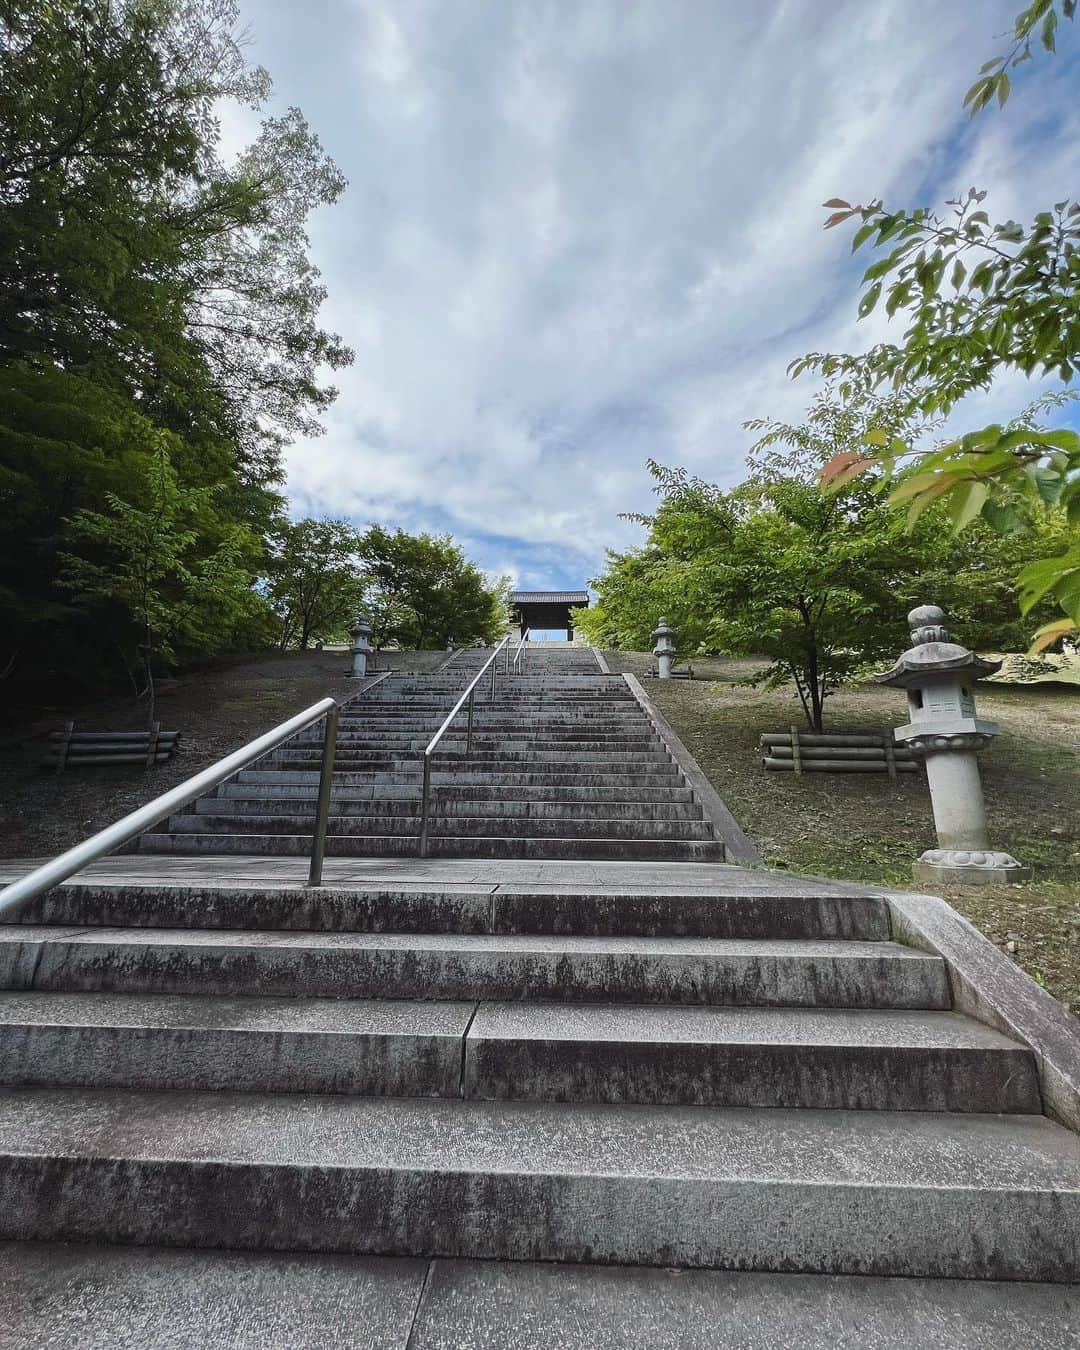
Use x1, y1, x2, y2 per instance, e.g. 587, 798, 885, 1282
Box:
821, 451, 874, 489
822, 198, 852, 209
824, 210, 856, 229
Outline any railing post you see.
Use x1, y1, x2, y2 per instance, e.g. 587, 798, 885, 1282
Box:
419, 753, 432, 857
306, 704, 339, 887
491, 653, 497, 702
467, 689, 475, 755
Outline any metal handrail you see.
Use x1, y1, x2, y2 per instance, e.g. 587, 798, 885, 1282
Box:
512, 627, 530, 673
0, 696, 339, 918
418, 635, 511, 856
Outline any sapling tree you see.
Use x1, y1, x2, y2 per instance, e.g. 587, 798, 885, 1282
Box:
58, 437, 256, 725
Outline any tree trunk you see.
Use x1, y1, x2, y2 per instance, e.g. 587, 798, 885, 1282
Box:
806, 643, 824, 734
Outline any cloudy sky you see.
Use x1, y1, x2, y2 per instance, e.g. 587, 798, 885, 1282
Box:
226, 0, 1078, 591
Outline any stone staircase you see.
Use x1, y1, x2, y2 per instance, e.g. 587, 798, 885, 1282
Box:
0, 858, 1078, 1342
137, 644, 727, 862
0, 644, 1076, 1343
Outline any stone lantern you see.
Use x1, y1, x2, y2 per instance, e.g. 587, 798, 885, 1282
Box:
652, 617, 677, 679
347, 612, 374, 679
876, 604, 1030, 885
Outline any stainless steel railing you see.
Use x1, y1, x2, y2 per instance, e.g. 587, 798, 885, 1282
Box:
418, 635, 511, 857
0, 696, 342, 917
512, 627, 530, 674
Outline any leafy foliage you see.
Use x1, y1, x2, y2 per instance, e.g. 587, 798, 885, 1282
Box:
265, 519, 366, 650
58, 438, 259, 723
582, 392, 1070, 729
0, 0, 352, 697
359, 527, 510, 651
797, 191, 1080, 409
796, 4, 1079, 648
963, 0, 1075, 113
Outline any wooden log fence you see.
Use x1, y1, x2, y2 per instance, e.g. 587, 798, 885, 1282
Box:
43, 724, 180, 773
760, 728, 918, 778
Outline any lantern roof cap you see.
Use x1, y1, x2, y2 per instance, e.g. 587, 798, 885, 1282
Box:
876, 603, 1000, 688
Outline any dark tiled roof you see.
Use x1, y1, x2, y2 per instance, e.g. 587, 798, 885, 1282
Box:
511, 591, 589, 605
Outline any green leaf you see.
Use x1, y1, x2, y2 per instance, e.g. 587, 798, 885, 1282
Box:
996, 71, 1011, 106
982, 501, 1025, 534
948, 480, 990, 531
858, 282, 882, 318
862, 257, 896, 282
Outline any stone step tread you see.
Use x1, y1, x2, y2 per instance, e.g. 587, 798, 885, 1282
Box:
0, 992, 472, 1095
0, 1088, 1076, 1279
0, 995, 1034, 1111
0, 929, 946, 1008
464, 1004, 1040, 1111
199, 799, 704, 818
0, 989, 472, 1036
165, 814, 715, 840
218, 785, 697, 802
0, 928, 929, 959
468, 1002, 1027, 1052
136, 832, 727, 860
240, 775, 687, 786
1, 1085, 1074, 1188
11, 885, 890, 941
397, 1257, 1080, 1350
0, 991, 1011, 1052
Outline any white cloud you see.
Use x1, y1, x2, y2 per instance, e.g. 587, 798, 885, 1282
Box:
233, 0, 1075, 581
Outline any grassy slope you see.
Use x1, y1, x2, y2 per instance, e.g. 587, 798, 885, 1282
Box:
605, 651, 1080, 1011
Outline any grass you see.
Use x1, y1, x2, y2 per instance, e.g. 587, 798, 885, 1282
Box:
604, 650, 1080, 1012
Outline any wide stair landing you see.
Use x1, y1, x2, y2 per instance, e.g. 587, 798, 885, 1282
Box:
0, 856, 1076, 1344
138, 644, 727, 862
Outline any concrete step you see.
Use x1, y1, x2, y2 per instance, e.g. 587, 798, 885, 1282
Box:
10, 885, 890, 941
274, 750, 673, 765
0, 995, 1024, 1113
217, 782, 698, 804
0, 929, 948, 1006
197, 797, 705, 822
398, 1256, 1080, 1350
0, 991, 472, 1096
137, 831, 728, 861
463, 1003, 1040, 1112
292, 737, 663, 752
238, 768, 688, 787
165, 813, 716, 842
0, 1088, 1075, 1277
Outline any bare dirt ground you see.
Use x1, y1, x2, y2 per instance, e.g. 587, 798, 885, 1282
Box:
605, 651, 1080, 1011
0, 648, 448, 861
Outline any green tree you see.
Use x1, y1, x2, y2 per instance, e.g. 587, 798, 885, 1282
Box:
58, 437, 259, 724
0, 0, 351, 692
584, 391, 1070, 730
266, 519, 365, 650
359, 526, 509, 650
793, 1, 1079, 646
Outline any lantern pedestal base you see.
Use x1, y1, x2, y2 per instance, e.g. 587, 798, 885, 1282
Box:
913, 848, 1031, 886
